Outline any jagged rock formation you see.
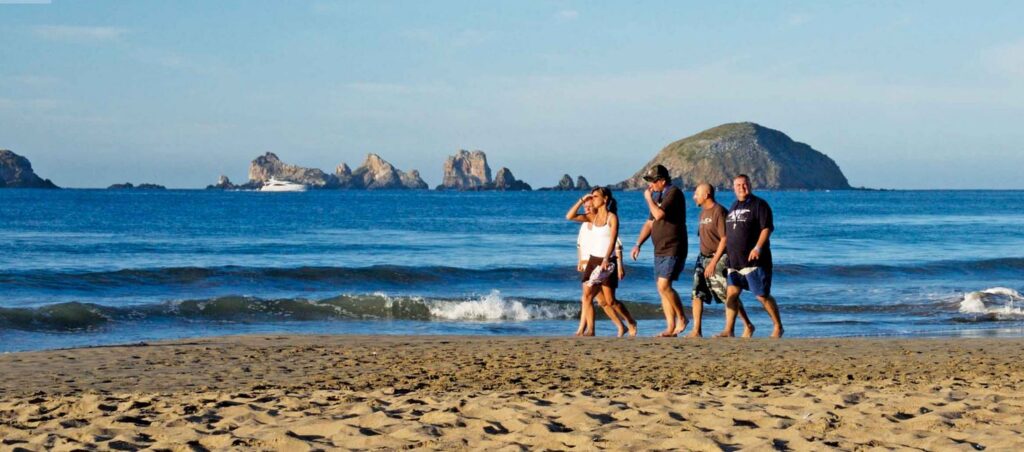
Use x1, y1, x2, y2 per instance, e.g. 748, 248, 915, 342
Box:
219, 152, 426, 190
540, 174, 591, 191
205, 175, 237, 190
435, 149, 531, 191
340, 154, 428, 190
248, 152, 337, 188
617, 122, 851, 190
0, 149, 58, 189
107, 183, 166, 190
492, 167, 531, 191
575, 176, 591, 191
335, 164, 353, 187
437, 150, 492, 190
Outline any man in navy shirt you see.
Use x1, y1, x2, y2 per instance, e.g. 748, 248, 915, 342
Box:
721, 174, 784, 338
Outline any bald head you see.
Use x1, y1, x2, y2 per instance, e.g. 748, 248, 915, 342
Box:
695, 183, 715, 199
692, 182, 716, 207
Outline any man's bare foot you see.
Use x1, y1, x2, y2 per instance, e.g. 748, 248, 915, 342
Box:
627, 322, 638, 337
770, 326, 784, 338
574, 330, 583, 337
742, 324, 755, 338
584, 331, 595, 337
686, 330, 702, 338
713, 330, 734, 338
656, 330, 677, 337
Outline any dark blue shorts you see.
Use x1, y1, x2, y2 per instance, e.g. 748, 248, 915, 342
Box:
727, 267, 772, 297
654, 255, 685, 281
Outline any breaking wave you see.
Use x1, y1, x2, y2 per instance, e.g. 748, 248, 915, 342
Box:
0, 291, 666, 332
958, 287, 1024, 320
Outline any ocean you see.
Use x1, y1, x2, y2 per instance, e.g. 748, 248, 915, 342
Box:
1, 189, 1022, 352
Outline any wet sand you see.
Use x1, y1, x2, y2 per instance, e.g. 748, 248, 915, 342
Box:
1, 335, 1022, 450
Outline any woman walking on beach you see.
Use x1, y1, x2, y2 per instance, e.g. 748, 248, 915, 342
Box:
566, 187, 638, 337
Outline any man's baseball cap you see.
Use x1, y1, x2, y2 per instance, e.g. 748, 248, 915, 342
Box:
642, 164, 670, 182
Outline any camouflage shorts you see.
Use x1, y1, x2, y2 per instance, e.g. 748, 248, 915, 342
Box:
692, 253, 728, 304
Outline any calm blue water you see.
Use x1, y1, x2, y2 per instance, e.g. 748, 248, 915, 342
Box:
2, 189, 1023, 352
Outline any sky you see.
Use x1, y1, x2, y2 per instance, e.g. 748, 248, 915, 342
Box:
1, 0, 1023, 189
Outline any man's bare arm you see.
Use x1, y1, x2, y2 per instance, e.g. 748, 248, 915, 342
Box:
630, 220, 653, 261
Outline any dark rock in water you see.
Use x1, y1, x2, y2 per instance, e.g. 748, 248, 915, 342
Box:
0, 149, 59, 189
248, 152, 339, 188
437, 149, 492, 191
616, 122, 851, 190
540, 174, 591, 191
108, 183, 166, 190
205, 175, 237, 190
575, 176, 591, 191
492, 167, 532, 191
341, 154, 428, 190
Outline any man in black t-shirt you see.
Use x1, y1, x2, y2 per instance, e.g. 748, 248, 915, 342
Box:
630, 164, 688, 337
721, 174, 784, 338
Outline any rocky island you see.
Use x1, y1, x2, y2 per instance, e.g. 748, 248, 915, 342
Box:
617, 122, 851, 190
436, 149, 531, 191
540, 174, 592, 191
107, 183, 167, 190
209, 152, 427, 190
0, 149, 59, 189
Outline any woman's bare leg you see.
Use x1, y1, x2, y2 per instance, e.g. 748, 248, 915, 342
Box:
599, 285, 625, 337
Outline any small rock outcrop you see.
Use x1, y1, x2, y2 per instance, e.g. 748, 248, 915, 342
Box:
437, 150, 492, 190
248, 152, 338, 188
335, 163, 353, 187
617, 122, 851, 190
540, 174, 591, 191
575, 176, 591, 191
107, 183, 166, 190
0, 149, 59, 189
205, 175, 237, 190
341, 154, 428, 190
492, 167, 531, 191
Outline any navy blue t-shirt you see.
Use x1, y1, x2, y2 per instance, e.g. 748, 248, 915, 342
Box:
725, 194, 774, 270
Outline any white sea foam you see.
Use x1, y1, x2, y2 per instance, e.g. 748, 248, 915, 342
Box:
426, 290, 575, 321
959, 287, 1024, 316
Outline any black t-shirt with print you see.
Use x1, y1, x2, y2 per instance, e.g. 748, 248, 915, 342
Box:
725, 194, 774, 270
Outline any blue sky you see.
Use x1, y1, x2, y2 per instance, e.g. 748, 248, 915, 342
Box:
2, 0, 1023, 189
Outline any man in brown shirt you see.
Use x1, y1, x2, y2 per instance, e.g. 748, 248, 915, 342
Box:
689, 183, 753, 337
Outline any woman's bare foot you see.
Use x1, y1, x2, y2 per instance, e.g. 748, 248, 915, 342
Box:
713, 330, 734, 338
686, 330, 702, 338
656, 330, 677, 337
742, 324, 755, 338
627, 322, 638, 337
671, 318, 688, 336
770, 326, 784, 338
616, 326, 626, 337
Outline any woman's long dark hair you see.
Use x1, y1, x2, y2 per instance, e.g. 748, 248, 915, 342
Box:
591, 186, 617, 215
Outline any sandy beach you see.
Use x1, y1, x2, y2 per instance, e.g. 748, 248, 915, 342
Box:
1, 335, 1022, 451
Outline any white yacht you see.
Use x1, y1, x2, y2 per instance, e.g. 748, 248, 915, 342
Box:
259, 178, 308, 192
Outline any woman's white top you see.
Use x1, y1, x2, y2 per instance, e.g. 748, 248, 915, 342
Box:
577, 220, 620, 259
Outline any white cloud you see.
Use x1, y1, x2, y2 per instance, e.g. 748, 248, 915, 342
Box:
557, 10, 579, 21
32, 25, 128, 42
2, 75, 59, 86
786, 13, 811, 27
982, 38, 1024, 78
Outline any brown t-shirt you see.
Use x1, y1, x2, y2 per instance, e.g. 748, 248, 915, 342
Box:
697, 203, 727, 256
649, 185, 687, 257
